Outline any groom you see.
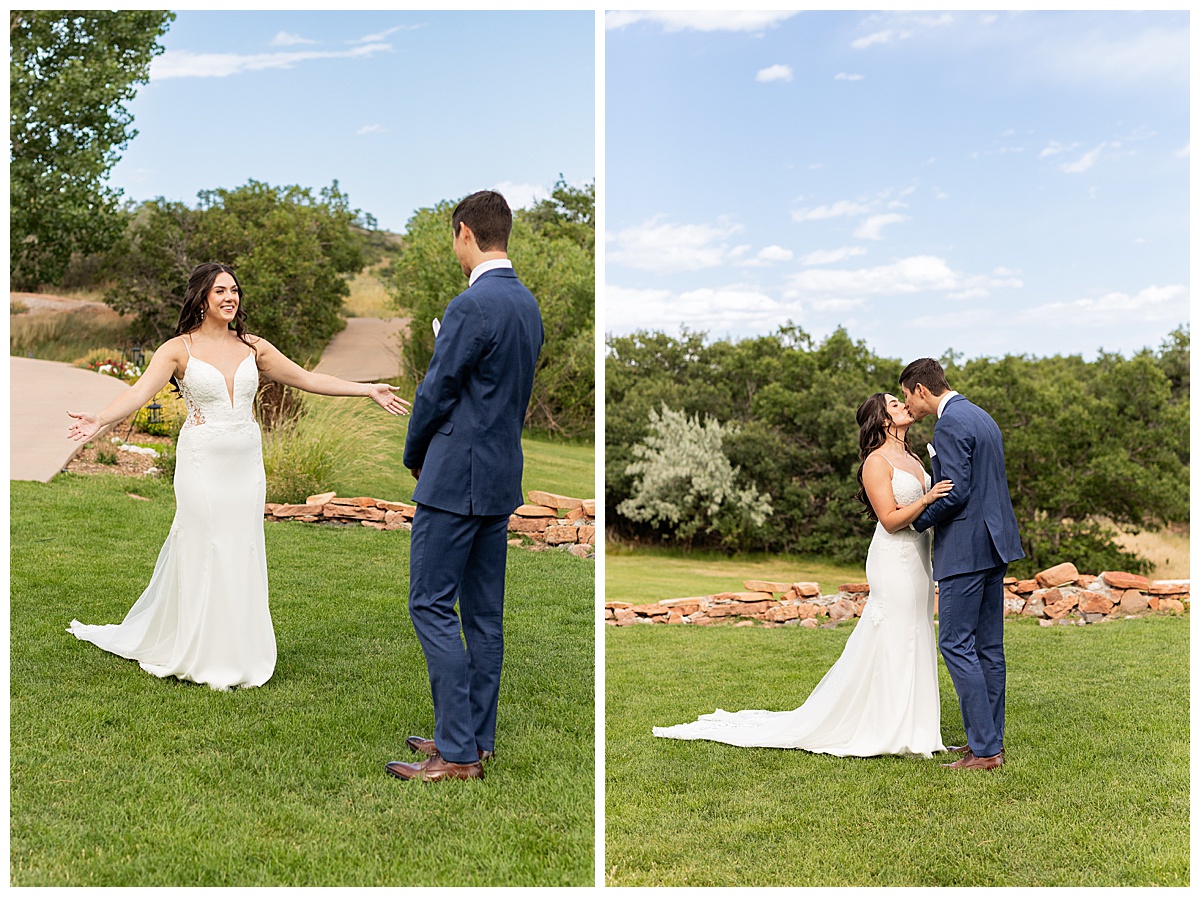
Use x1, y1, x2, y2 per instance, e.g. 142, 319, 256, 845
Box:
901, 358, 1023, 771
387, 190, 544, 782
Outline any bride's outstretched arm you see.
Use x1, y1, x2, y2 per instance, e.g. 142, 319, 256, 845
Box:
67, 339, 185, 442
251, 336, 410, 416
862, 454, 953, 534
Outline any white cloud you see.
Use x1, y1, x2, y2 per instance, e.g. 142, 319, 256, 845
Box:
1039, 140, 1078, 158
1022, 283, 1188, 328
735, 245, 794, 267
151, 43, 391, 79
852, 30, 895, 49
608, 215, 748, 274
605, 11, 798, 33
801, 246, 868, 266
854, 213, 909, 240
1043, 25, 1188, 88
351, 25, 421, 43
791, 199, 872, 222
605, 284, 784, 335
785, 255, 1020, 303
756, 64, 793, 83
270, 31, 316, 47
1060, 143, 1105, 174
491, 181, 547, 211
834, 72, 865, 81
357, 124, 387, 136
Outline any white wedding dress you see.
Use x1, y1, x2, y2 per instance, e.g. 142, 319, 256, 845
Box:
653, 464, 945, 757
69, 342, 276, 690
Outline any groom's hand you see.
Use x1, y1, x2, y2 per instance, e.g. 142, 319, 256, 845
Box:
409, 467, 421, 481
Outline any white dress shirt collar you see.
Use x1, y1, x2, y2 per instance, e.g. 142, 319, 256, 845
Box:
937, 390, 961, 418
468, 257, 513, 287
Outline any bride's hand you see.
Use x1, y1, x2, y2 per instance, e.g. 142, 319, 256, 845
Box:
67, 411, 102, 442
924, 479, 953, 506
366, 383, 411, 416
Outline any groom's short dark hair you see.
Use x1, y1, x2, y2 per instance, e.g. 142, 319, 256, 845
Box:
453, 190, 512, 252
900, 358, 950, 395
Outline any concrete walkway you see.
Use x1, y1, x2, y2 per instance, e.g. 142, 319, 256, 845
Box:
312, 317, 410, 382
10, 357, 131, 481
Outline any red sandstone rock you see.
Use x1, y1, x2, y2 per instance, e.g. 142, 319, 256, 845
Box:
743, 580, 794, 594
692, 615, 713, 626
1015, 580, 1038, 593
568, 544, 591, 558
508, 517, 550, 533
564, 507, 587, 521
1022, 596, 1045, 617
545, 526, 579, 545
766, 604, 800, 623
1077, 575, 1097, 589
1148, 596, 1160, 611
1116, 590, 1149, 614
605, 601, 632, 609
578, 525, 596, 543
1160, 598, 1186, 614
329, 496, 380, 507
376, 500, 416, 514
828, 598, 858, 622
799, 618, 819, 629
361, 520, 386, 530
1043, 602, 1074, 620
630, 603, 668, 616
305, 491, 336, 505
667, 611, 684, 624
323, 504, 385, 521
1036, 588, 1062, 606
796, 603, 822, 620
582, 499, 596, 517
1149, 580, 1189, 596
793, 582, 822, 598
838, 582, 870, 594
1102, 571, 1149, 591
604, 607, 614, 619
527, 490, 583, 510
1036, 562, 1079, 588
272, 502, 327, 518
1077, 591, 1114, 614
514, 503, 557, 518
711, 591, 774, 602
1003, 576, 1017, 585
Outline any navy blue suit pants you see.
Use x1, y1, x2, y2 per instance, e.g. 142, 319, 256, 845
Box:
937, 563, 1007, 758
408, 504, 509, 765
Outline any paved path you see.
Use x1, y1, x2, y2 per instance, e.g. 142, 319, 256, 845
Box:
10, 357, 130, 481
312, 316, 410, 382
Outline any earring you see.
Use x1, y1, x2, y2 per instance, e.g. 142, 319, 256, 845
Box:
200, 308, 205, 320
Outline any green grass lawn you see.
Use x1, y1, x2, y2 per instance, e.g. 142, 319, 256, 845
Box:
11, 475, 594, 886
605, 617, 1188, 886
605, 543, 866, 602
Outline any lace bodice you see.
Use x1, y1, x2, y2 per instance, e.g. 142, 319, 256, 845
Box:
875, 466, 932, 543
179, 353, 258, 428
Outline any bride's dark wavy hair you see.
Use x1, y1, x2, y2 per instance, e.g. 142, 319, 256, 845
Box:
854, 392, 921, 521
170, 262, 256, 390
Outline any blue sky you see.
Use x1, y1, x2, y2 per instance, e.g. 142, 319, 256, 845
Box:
107, 10, 595, 233
604, 10, 1189, 362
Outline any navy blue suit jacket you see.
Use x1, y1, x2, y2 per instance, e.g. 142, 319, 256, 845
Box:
403, 267, 544, 517
912, 394, 1024, 580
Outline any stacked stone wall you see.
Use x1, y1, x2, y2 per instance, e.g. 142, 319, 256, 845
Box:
606, 562, 1188, 628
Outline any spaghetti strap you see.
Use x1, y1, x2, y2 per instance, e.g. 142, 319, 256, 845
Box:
880, 454, 896, 470
182, 334, 193, 357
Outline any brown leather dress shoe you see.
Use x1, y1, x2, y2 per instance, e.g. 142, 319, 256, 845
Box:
405, 735, 494, 762
946, 744, 971, 753
942, 751, 1004, 771
385, 754, 484, 781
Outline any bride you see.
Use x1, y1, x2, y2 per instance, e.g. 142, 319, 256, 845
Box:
66, 262, 409, 691
653, 393, 953, 757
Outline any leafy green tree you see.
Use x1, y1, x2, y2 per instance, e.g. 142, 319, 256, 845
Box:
103, 180, 364, 359
618, 404, 771, 548
10, 10, 174, 289
388, 183, 595, 437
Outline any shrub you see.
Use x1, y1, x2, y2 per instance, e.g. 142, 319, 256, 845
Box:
132, 386, 187, 438
95, 448, 118, 465
260, 390, 392, 504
